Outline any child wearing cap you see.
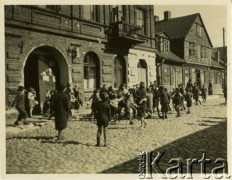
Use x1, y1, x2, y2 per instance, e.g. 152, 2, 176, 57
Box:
95, 92, 111, 147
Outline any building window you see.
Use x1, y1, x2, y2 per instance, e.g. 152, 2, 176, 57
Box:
112, 5, 124, 22
159, 38, 169, 52
114, 56, 125, 88
84, 53, 98, 89
197, 24, 202, 37
189, 42, 196, 56
137, 60, 147, 86
162, 67, 170, 84
83, 5, 100, 22
201, 46, 206, 58
136, 8, 146, 34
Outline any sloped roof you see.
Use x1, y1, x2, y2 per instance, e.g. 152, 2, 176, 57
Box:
155, 13, 199, 39
155, 13, 213, 47
155, 50, 185, 63
213, 46, 227, 60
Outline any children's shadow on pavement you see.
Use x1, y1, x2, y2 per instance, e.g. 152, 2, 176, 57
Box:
6, 136, 55, 140
40, 140, 95, 147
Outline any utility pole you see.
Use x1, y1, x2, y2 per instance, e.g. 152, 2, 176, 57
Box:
223, 27, 226, 90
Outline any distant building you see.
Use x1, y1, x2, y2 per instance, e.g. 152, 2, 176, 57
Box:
155, 11, 224, 93
211, 46, 226, 92
5, 5, 156, 111
154, 32, 185, 90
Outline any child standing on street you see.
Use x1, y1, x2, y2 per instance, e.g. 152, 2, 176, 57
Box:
159, 86, 169, 119
95, 92, 111, 147
201, 85, 207, 103
185, 88, 193, 114
172, 88, 182, 117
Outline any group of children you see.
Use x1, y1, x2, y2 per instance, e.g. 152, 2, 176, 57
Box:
89, 80, 209, 127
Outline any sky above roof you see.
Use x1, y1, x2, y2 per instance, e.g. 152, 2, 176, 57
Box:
154, 5, 227, 47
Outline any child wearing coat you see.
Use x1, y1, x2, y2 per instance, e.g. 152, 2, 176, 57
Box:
172, 88, 182, 117
95, 92, 111, 147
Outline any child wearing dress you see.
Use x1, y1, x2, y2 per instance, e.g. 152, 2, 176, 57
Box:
185, 88, 193, 114
95, 92, 111, 147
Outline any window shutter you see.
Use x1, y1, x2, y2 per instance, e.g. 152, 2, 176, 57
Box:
185, 41, 189, 59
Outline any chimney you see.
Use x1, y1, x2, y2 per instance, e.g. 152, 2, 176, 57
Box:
164, 11, 171, 20
154, 15, 159, 22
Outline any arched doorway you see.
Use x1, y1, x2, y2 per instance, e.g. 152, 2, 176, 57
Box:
114, 55, 126, 88
84, 52, 100, 89
137, 59, 147, 86
24, 46, 68, 114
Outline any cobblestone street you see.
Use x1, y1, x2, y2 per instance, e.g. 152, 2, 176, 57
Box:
5, 97, 227, 174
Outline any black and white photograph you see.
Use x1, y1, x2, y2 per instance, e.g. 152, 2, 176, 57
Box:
1, 0, 231, 179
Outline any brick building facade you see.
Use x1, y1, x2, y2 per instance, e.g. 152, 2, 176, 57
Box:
5, 5, 156, 111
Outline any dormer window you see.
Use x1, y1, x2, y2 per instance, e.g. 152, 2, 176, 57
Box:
159, 38, 169, 52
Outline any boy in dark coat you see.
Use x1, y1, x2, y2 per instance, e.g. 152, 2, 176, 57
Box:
13, 86, 30, 125
53, 84, 71, 140
172, 88, 182, 117
95, 92, 111, 147
159, 86, 169, 119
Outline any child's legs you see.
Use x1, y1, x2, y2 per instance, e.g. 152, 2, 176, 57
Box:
103, 127, 108, 145
97, 126, 102, 145
175, 105, 180, 115
71, 109, 75, 117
